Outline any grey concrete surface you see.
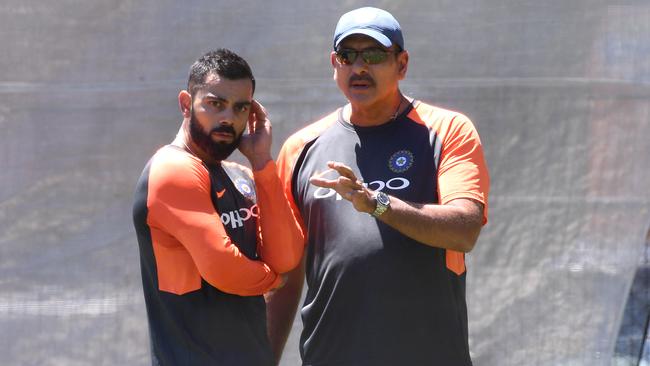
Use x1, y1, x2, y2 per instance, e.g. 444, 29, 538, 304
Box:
1, 1, 649, 365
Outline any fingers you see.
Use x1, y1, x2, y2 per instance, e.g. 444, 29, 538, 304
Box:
310, 163, 364, 188
247, 105, 256, 132
309, 173, 363, 193
308, 176, 331, 188
326, 161, 363, 186
309, 176, 364, 204
309, 169, 332, 187
308, 162, 375, 213
246, 105, 254, 134
309, 175, 357, 188
251, 100, 268, 120
248, 100, 270, 132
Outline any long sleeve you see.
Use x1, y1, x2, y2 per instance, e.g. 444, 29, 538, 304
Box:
253, 160, 304, 273
146, 148, 281, 296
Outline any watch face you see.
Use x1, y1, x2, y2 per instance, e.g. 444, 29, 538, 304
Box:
376, 192, 390, 206
372, 191, 390, 217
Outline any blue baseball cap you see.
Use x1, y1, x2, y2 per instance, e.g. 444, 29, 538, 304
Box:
333, 7, 404, 50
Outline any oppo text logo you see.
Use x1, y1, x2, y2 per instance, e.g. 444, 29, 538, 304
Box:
313, 177, 410, 200
220, 204, 258, 229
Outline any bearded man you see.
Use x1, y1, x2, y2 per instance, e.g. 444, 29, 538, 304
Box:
132, 49, 303, 366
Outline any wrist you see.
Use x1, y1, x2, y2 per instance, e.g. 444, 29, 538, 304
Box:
250, 155, 272, 171
371, 191, 391, 217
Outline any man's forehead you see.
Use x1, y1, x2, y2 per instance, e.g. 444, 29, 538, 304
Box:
202, 73, 253, 88
195, 73, 253, 99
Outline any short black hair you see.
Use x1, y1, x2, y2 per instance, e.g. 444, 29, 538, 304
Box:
187, 48, 256, 96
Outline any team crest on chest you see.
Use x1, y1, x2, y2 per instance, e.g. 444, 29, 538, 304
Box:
235, 178, 256, 200
388, 150, 414, 173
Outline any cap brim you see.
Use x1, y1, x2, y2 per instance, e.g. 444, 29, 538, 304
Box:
334, 28, 392, 49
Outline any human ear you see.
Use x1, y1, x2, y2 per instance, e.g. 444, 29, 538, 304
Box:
397, 50, 409, 79
178, 90, 192, 118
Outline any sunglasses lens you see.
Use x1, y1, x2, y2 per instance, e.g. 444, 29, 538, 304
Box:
336, 49, 392, 65
337, 50, 357, 64
363, 50, 388, 64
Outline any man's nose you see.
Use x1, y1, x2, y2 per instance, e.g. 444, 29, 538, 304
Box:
217, 107, 237, 125
350, 54, 369, 72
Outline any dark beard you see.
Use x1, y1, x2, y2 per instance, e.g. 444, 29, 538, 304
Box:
189, 109, 242, 161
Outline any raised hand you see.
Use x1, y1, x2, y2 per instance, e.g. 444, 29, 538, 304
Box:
309, 161, 375, 214
238, 100, 273, 170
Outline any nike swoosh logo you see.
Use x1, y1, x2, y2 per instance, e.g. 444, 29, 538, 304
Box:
216, 189, 226, 198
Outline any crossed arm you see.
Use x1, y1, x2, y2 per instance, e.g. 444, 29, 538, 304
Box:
147, 151, 303, 297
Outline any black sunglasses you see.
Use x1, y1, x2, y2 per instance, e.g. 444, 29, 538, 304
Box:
335, 48, 399, 65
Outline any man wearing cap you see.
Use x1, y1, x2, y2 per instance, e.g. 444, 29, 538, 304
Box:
267, 7, 489, 366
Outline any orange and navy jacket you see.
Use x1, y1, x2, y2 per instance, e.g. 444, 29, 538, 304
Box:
132, 144, 303, 365
277, 101, 489, 366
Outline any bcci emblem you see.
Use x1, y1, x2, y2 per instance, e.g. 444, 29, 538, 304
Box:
388, 150, 414, 173
235, 178, 256, 200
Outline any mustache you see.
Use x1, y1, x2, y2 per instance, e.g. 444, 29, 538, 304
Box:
349, 74, 375, 86
209, 124, 236, 135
